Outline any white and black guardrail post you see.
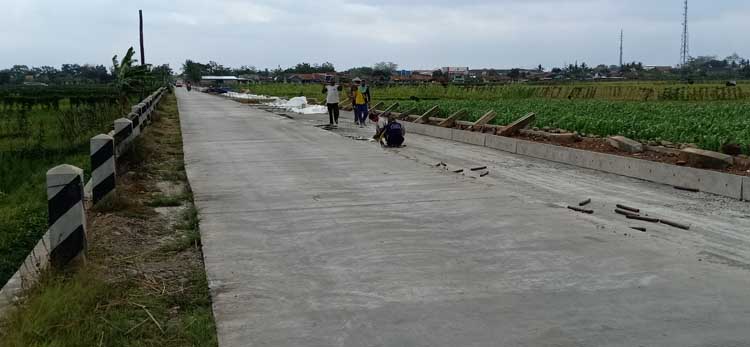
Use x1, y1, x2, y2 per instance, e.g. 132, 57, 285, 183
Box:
90, 134, 116, 204
114, 118, 134, 156
137, 103, 148, 131
130, 105, 142, 137
144, 97, 153, 123
46, 164, 87, 268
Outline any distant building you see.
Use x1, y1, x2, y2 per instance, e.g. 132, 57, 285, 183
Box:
391, 74, 433, 84
287, 73, 334, 84
441, 67, 469, 77
201, 76, 250, 85
643, 66, 673, 72
411, 70, 438, 76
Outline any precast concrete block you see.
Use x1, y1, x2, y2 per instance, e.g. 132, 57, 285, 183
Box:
421, 124, 453, 140
608, 136, 643, 153
403, 122, 429, 135
515, 140, 574, 164
485, 135, 517, 153
515, 140, 555, 162
670, 166, 744, 200
743, 177, 750, 201
451, 129, 486, 147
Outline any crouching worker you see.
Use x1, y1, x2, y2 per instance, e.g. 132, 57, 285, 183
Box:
378, 117, 405, 147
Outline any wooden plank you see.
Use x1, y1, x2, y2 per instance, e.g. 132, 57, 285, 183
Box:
413, 105, 440, 124
498, 112, 535, 137
470, 110, 496, 131
437, 109, 468, 128
396, 107, 417, 119
378, 102, 400, 118
367, 101, 384, 114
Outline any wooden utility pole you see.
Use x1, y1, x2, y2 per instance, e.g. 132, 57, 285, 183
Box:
619, 29, 623, 67
139, 10, 145, 66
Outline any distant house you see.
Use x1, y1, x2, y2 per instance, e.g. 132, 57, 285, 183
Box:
441, 67, 469, 77
239, 74, 262, 83
201, 76, 250, 85
411, 70, 438, 76
644, 66, 673, 72
287, 73, 334, 84
391, 74, 433, 84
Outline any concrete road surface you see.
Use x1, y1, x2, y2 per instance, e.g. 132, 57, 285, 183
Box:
177, 89, 750, 347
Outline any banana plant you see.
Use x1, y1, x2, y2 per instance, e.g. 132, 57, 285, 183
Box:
112, 47, 149, 112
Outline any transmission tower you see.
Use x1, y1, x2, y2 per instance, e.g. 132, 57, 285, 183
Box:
680, 0, 689, 66
619, 29, 624, 67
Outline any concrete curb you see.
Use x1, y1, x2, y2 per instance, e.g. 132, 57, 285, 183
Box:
404, 121, 747, 201
0, 230, 51, 316
451, 129, 486, 147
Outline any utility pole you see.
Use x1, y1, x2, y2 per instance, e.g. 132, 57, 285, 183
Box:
619, 29, 624, 67
139, 9, 145, 66
680, 0, 689, 66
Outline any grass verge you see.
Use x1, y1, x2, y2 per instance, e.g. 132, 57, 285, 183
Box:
0, 92, 218, 347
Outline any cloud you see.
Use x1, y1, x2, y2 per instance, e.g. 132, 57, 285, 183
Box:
1, 0, 749, 70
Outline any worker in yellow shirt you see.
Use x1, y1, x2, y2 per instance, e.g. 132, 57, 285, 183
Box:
349, 78, 371, 127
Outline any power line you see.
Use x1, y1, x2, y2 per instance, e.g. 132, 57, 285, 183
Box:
680, 0, 689, 66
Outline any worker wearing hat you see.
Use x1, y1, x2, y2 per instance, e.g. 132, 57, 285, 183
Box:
350, 77, 371, 127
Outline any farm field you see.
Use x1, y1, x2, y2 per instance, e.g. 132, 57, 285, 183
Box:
244, 83, 750, 153
0, 86, 126, 286
246, 82, 750, 102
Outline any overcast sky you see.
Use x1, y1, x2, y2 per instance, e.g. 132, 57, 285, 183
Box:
2, 0, 748, 71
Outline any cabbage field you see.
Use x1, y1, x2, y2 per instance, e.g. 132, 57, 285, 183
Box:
245, 83, 750, 153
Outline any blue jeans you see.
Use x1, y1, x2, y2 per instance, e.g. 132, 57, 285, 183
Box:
354, 104, 368, 124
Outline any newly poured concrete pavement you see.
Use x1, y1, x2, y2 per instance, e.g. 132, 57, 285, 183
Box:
177, 89, 750, 346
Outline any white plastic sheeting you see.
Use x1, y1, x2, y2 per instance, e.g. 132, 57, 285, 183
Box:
266, 96, 327, 114
223, 92, 277, 101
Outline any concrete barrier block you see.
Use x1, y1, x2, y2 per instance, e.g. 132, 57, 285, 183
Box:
485, 135, 517, 153
513, 141, 744, 199
451, 129, 486, 146
670, 166, 744, 199
421, 124, 453, 140
567, 148, 602, 170
403, 122, 429, 135
608, 136, 643, 153
679, 148, 733, 169
581, 150, 743, 199
516, 140, 570, 163
627, 159, 676, 184
743, 177, 750, 201
514, 140, 547, 160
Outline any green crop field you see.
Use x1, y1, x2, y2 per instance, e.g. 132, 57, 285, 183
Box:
0, 86, 127, 285
389, 99, 750, 153
244, 83, 749, 102
243, 83, 750, 153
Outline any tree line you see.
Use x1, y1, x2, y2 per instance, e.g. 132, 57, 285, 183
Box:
0, 61, 173, 86
180, 52, 750, 84
180, 60, 400, 82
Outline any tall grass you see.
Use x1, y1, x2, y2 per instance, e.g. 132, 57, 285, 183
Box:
0, 98, 122, 285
